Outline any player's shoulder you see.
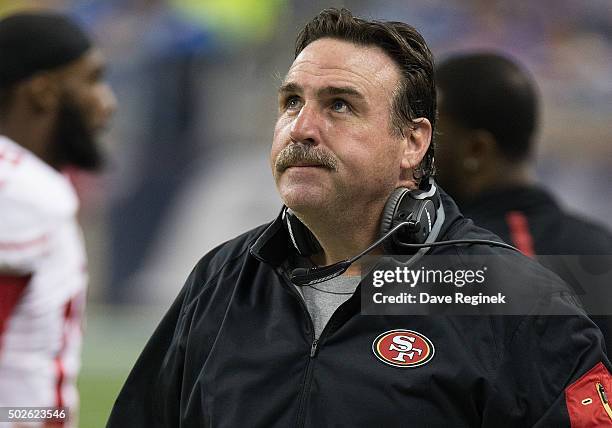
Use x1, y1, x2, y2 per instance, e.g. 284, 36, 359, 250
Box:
0, 136, 78, 225
559, 210, 612, 253
446, 215, 566, 289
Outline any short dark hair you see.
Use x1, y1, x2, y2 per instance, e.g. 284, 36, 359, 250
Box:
0, 11, 92, 113
0, 12, 91, 87
436, 52, 538, 162
295, 8, 436, 182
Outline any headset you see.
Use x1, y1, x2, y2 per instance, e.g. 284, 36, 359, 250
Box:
284, 179, 518, 287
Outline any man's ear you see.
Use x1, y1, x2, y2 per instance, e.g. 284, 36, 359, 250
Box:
461, 129, 497, 173
23, 73, 61, 112
400, 117, 432, 171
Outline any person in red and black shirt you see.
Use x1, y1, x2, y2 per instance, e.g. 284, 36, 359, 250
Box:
0, 11, 116, 426
435, 52, 612, 352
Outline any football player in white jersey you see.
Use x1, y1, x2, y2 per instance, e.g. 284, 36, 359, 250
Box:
0, 11, 116, 427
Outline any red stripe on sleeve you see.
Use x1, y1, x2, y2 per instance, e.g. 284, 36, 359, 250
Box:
53, 298, 75, 422
0, 234, 48, 250
55, 356, 65, 409
505, 210, 536, 257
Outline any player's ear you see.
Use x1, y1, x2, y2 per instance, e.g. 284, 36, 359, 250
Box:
23, 72, 61, 113
462, 129, 497, 173
399, 118, 432, 171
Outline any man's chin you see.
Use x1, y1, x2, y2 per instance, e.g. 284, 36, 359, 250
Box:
280, 190, 329, 214
53, 98, 107, 171
63, 148, 104, 171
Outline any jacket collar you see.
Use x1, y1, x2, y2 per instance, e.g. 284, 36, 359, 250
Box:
462, 185, 560, 218
249, 208, 293, 266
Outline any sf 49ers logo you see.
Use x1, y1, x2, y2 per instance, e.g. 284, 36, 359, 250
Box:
372, 329, 435, 368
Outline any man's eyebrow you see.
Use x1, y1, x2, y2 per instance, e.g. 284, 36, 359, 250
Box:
278, 82, 302, 95
278, 83, 365, 101
317, 86, 365, 100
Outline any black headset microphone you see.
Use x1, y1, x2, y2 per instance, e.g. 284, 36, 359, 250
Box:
287, 180, 518, 287
291, 221, 414, 286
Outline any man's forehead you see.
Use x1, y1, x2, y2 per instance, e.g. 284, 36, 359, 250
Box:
61, 48, 104, 74
80, 48, 106, 70
283, 38, 400, 95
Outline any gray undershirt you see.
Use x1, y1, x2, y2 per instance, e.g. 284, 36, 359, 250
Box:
295, 276, 361, 339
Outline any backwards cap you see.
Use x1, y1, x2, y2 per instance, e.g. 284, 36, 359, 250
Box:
0, 11, 91, 88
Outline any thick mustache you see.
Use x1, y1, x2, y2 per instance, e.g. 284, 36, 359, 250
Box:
275, 144, 338, 172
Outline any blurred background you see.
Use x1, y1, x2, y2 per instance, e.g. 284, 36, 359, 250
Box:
2, 0, 611, 426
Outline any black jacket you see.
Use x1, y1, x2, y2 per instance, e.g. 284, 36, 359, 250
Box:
463, 185, 612, 353
108, 193, 611, 427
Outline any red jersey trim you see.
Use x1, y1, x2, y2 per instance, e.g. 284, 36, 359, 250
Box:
566, 362, 612, 427
0, 274, 31, 352
505, 210, 536, 257
0, 234, 49, 251
54, 298, 74, 413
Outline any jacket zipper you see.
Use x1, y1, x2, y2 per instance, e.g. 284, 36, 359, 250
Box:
294, 337, 319, 427
278, 269, 356, 426
310, 338, 319, 357
276, 271, 320, 427
596, 382, 612, 420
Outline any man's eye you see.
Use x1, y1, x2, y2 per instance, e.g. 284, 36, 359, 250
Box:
285, 97, 301, 110
331, 100, 349, 113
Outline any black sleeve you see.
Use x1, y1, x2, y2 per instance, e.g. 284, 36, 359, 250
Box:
482, 293, 612, 427
539, 255, 612, 357
106, 272, 193, 428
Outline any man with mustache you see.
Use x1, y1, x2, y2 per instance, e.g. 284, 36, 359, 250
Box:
110, 8, 612, 427
0, 11, 116, 426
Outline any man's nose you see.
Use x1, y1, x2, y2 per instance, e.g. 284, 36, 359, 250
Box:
289, 104, 320, 145
100, 83, 118, 122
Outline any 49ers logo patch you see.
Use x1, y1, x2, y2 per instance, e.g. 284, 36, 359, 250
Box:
372, 329, 435, 368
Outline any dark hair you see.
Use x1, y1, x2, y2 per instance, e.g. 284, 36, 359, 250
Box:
295, 8, 436, 182
436, 52, 538, 162
0, 12, 91, 87
0, 11, 91, 113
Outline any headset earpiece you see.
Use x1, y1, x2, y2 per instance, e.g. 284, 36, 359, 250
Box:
379, 184, 440, 253
379, 188, 406, 246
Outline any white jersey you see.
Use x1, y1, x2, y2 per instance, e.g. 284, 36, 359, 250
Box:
0, 136, 87, 427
